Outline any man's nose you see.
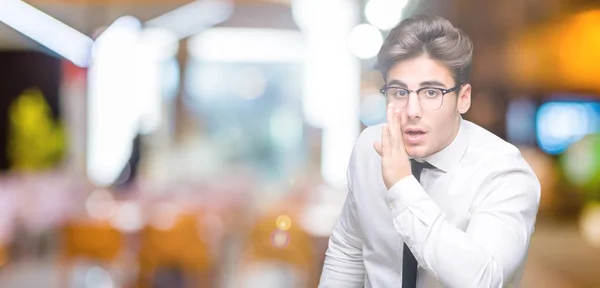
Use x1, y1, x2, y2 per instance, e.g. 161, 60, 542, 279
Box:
406, 94, 422, 119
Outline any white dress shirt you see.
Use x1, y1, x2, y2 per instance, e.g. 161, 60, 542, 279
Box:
319, 118, 541, 288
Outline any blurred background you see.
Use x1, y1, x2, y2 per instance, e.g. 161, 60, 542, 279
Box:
0, 0, 599, 287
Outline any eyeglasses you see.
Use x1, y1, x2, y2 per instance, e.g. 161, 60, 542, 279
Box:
379, 84, 464, 111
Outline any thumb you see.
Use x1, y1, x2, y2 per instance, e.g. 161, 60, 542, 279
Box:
373, 141, 383, 157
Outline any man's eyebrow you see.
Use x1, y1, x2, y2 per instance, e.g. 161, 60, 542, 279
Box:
420, 80, 447, 88
386, 80, 448, 88
386, 80, 407, 88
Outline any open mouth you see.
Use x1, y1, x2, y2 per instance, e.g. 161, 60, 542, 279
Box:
404, 129, 426, 142
407, 131, 425, 136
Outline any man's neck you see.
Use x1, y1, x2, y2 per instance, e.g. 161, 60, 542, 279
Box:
422, 116, 467, 172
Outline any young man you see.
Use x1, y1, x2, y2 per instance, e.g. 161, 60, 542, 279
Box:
319, 15, 540, 288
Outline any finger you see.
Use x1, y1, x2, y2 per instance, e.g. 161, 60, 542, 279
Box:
394, 109, 402, 134
387, 107, 398, 149
391, 108, 402, 149
381, 123, 390, 157
395, 109, 408, 157
373, 141, 382, 157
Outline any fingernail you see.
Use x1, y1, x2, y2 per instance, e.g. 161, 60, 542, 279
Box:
395, 109, 400, 113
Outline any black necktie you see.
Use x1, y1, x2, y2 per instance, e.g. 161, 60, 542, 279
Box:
402, 159, 435, 288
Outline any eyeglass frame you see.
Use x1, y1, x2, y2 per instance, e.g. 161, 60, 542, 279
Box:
379, 83, 465, 111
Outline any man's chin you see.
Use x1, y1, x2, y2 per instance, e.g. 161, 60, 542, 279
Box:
406, 146, 429, 159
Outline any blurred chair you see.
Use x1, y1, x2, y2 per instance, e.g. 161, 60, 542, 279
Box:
136, 211, 215, 288
59, 220, 125, 287
238, 210, 315, 288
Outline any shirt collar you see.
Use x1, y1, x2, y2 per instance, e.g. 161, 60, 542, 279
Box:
415, 117, 469, 172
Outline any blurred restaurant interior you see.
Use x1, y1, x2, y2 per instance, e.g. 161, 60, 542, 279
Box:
0, 0, 600, 287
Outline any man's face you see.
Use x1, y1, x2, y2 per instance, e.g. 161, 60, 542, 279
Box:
385, 54, 471, 158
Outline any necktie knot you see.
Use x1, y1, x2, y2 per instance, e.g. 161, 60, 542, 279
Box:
410, 159, 435, 182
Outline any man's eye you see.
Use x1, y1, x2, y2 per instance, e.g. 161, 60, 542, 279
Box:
395, 89, 408, 97
423, 89, 441, 97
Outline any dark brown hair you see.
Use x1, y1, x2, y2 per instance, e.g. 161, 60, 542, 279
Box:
377, 14, 473, 85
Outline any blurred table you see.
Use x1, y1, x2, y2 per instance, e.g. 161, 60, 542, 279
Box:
0, 218, 598, 287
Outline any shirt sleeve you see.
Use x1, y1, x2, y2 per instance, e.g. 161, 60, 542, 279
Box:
319, 148, 365, 287
386, 163, 541, 288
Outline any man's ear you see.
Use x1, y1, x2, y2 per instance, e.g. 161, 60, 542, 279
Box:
457, 84, 471, 114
